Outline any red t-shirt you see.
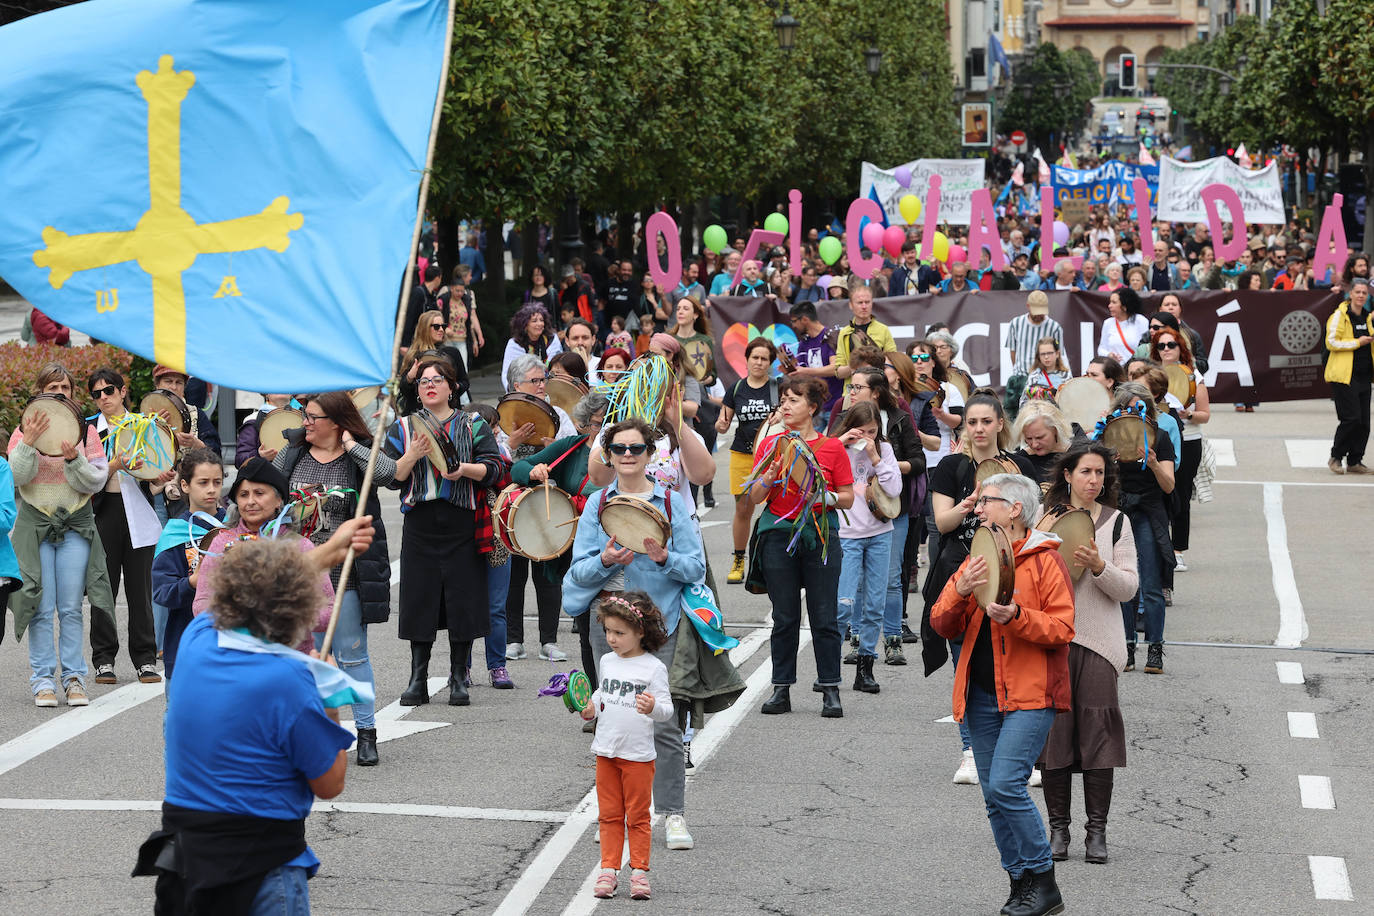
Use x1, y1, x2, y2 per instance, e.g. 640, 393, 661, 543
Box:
753, 432, 854, 519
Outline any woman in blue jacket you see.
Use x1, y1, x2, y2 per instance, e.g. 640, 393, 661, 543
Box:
563, 417, 705, 854
0, 455, 19, 644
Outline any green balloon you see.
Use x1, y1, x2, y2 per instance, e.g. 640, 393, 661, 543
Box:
703, 224, 728, 254
818, 235, 843, 265
764, 213, 789, 236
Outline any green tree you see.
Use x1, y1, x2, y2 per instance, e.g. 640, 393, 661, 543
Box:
1000, 43, 1096, 152
1319, 0, 1374, 255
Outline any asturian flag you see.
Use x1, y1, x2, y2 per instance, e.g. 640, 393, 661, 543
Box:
0, 0, 449, 391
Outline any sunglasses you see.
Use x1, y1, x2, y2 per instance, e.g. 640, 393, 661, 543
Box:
607, 442, 649, 456
911, 353, 933, 362
431, 323, 448, 330
1157, 341, 1179, 350
91, 385, 119, 398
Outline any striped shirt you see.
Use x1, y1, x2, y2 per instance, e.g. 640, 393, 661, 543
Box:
1006, 314, 1065, 375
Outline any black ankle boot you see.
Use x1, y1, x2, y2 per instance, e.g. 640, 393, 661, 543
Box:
1000, 872, 1029, 914
1004, 864, 1064, 916
820, 685, 843, 718
448, 642, 471, 706
355, 727, 379, 766
761, 685, 791, 714
853, 656, 880, 694
399, 642, 432, 706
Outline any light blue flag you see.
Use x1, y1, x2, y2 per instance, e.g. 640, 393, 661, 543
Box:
0, 0, 447, 391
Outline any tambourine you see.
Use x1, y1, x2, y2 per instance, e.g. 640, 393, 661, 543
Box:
1099, 410, 1153, 464
537, 669, 593, 713
411, 409, 461, 474
350, 386, 381, 410
546, 375, 588, 417
1055, 377, 1110, 432
1036, 504, 1096, 582
599, 495, 671, 555
947, 368, 974, 401
974, 455, 1021, 485
496, 392, 559, 442
258, 407, 305, 452
1164, 364, 1196, 409
140, 389, 192, 434
20, 394, 85, 457
751, 415, 786, 456
494, 483, 577, 561
969, 523, 1015, 610
111, 414, 176, 481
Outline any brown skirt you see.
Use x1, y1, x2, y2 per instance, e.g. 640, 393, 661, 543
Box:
1040, 643, 1126, 771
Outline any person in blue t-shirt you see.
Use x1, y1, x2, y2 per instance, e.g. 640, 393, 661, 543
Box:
136, 522, 373, 914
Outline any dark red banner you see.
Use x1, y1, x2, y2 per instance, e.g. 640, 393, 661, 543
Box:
708, 290, 1340, 403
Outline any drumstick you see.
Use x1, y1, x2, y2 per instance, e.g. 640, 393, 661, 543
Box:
544, 477, 551, 520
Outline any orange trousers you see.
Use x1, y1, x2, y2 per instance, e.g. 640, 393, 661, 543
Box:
596, 756, 656, 871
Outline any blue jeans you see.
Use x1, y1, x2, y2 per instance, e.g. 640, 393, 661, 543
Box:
949, 639, 972, 753
965, 685, 1057, 877
883, 515, 910, 639
484, 559, 510, 670
152, 601, 168, 653
249, 864, 310, 915
29, 529, 91, 693
1121, 510, 1165, 645
759, 529, 842, 687
312, 590, 374, 729
838, 533, 889, 657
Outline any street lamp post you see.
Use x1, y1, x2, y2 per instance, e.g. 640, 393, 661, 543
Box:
864, 43, 882, 78
773, 3, 799, 52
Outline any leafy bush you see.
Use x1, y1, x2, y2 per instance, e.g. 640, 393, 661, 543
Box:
0, 343, 134, 441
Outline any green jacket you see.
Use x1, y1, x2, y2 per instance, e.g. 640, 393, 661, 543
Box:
510, 434, 597, 502
1324, 300, 1372, 385
10, 500, 114, 640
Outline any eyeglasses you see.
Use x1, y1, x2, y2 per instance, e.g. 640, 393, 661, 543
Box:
975, 495, 1013, 509
848, 384, 870, 392
1150, 324, 1165, 331
911, 353, 933, 363
418, 376, 447, 388
522, 375, 549, 386
430, 323, 448, 330
607, 442, 649, 456
302, 412, 330, 423
1157, 341, 1179, 350
91, 385, 119, 398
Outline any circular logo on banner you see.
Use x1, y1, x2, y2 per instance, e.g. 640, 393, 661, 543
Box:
1277, 311, 1322, 354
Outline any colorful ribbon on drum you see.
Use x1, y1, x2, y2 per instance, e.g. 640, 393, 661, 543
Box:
593, 352, 681, 439
104, 413, 175, 473
740, 430, 833, 562
285, 486, 356, 540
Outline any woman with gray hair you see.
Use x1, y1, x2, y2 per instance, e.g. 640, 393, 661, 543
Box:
1012, 401, 1073, 486
500, 353, 578, 662
927, 328, 975, 398
1102, 381, 1175, 674
512, 390, 609, 683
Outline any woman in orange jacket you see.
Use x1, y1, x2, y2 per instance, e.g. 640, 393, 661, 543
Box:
932, 472, 1075, 916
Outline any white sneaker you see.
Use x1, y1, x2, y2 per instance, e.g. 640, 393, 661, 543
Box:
505, 642, 527, 660
953, 749, 979, 785
663, 814, 694, 850
539, 643, 568, 662
1174, 552, 1188, 572
1028, 767, 1042, 787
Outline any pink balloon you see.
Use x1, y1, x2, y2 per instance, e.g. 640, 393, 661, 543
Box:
948, 244, 967, 263
1053, 220, 1069, 247
861, 222, 886, 255
882, 225, 906, 259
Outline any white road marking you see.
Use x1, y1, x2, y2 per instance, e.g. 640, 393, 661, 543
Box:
935, 714, 956, 724
1264, 484, 1308, 649
1275, 661, 1305, 685
337, 719, 449, 745
390, 567, 401, 585
1208, 437, 1236, 467
1308, 855, 1354, 901
1284, 439, 1334, 469
1287, 711, 1319, 739
0, 682, 163, 779
560, 626, 793, 916
1298, 775, 1335, 810
1216, 479, 1374, 488
0, 797, 570, 822
699, 519, 730, 530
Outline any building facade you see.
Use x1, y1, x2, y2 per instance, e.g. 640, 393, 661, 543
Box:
1036, 0, 1207, 90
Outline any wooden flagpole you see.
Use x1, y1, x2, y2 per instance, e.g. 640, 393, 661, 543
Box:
319, 0, 456, 659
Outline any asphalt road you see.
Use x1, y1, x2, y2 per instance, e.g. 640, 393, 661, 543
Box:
0, 321, 1369, 914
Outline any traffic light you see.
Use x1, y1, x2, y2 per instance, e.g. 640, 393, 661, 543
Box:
1120, 54, 1137, 90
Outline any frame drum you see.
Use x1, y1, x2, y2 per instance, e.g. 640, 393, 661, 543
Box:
546, 376, 588, 417
969, 523, 1015, 609
974, 455, 1021, 485
411, 409, 461, 474
493, 483, 578, 561
1055, 377, 1110, 431
1037, 505, 1096, 581
258, 407, 305, 453
1101, 413, 1148, 463
599, 494, 671, 555
496, 393, 559, 441
1164, 364, 1196, 408
113, 415, 177, 481
140, 389, 192, 434
20, 394, 85, 457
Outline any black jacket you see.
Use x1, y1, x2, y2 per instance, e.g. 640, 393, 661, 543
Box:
277, 431, 392, 625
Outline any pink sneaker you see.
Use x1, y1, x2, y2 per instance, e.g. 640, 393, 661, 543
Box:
593, 870, 617, 899
630, 870, 651, 900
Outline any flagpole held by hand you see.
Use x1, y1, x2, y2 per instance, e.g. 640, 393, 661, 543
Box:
320, 0, 456, 659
